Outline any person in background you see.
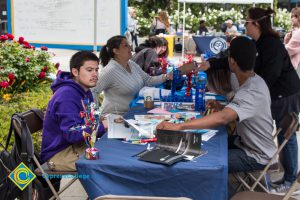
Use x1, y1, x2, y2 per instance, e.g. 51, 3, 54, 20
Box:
199, 7, 300, 194
284, 7, 300, 77
135, 36, 168, 57
152, 10, 170, 35
157, 37, 277, 197
41, 51, 107, 171
198, 20, 208, 35
128, 7, 138, 50
92, 35, 172, 115
131, 36, 164, 75
225, 19, 238, 36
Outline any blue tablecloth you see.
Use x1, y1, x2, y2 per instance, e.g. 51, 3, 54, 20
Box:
193, 36, 227, 55
76, 106, 228, 200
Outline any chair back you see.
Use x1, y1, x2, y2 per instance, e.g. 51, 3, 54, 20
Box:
10, 109, 44, 160
12, 109, 44, 136
249, 112, 299, 192
278, 112, 299, 140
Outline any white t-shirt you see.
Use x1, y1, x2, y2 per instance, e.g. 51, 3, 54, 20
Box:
226, 74, 277, 165
226, 25, 238, 35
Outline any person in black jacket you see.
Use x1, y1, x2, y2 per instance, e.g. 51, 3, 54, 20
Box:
131, 36, 163, 75
199, 7, 300, 194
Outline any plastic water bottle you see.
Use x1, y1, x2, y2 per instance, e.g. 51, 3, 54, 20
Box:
195, 71, 206, 112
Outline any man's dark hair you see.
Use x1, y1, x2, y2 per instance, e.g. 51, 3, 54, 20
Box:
70, 51, 99, 77
229, 36, 257, 72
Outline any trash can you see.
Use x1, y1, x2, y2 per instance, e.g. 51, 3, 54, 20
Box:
163, 35, 175, 58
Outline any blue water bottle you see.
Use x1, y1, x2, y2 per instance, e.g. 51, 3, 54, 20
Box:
195, 71, 206, 112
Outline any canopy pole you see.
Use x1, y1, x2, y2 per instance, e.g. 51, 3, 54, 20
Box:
177, 2, 180, 30
271, 2, 274, 26
182, 1, 186, 60
93, 0, 97, 52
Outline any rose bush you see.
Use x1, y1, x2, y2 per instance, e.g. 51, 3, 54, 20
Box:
0, 34, 57, 101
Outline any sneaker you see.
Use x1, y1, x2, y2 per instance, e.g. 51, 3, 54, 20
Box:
270, 183, 300, 195
269, 179, 284, 188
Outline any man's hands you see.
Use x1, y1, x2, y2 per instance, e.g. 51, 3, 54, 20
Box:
197, 61, 210, 71
156, 121, 182, 131
102, 120, 108, 129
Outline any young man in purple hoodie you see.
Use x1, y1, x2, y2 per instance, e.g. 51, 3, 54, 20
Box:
40, 51, 106, 171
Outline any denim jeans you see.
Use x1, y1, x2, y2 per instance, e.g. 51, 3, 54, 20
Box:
228, 136, 265, 173
271, 91, 300, 183
228, 136, 266, 198
130, 32, 138, 48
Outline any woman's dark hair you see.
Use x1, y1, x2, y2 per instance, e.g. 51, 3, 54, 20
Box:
206, 57, 232, 96
145, 36, 163, 48
248, 7, 279, 38
99, 35, 126, 67
135, 36, 163, 53
159, 37, 169, 58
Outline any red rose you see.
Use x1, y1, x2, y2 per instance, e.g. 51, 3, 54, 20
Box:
55, 63, 60, 68
8, 79, 14, 85
43, 66, 49, 72
25, 57, 30, 62
38, 71, 46, 79
0, 81, 9, 88
23, 41, 30, 49
18, 37, 24, 44
0, 35, 8, 42
8, 73, 15, 80
40, 46, 48, 51
31, 45, 36, 50
56, 70, 62, 75
6, 34, 14, 40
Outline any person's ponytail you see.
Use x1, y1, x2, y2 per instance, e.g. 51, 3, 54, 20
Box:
99, 35, 126, 67
265, 7, 275, 17
99, 45, 111, 67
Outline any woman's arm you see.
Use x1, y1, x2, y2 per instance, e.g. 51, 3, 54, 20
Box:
285, 30, 300, 56
131, 61, 165, 86
91, 67, 113, 105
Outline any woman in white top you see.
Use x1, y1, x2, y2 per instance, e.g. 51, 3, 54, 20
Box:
92, 35, 172, 115
152, 11, 170, 35
284, 7, 300, 77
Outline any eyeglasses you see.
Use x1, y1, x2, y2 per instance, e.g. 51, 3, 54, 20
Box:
245, 20, 255, 26
291, 14, 298, 18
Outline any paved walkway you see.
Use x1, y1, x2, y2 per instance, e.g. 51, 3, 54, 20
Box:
49, 48, 300, 200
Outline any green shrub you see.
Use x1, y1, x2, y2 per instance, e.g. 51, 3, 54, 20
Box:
132, 4, 291, 37
0, 82, 52, 152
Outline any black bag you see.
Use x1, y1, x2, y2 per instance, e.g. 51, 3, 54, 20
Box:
149, 18, 157, 36
0, 115, 24, 200
0, 109, 60, 200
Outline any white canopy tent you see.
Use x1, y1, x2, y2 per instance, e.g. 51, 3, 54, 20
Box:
177, 0, 274, 57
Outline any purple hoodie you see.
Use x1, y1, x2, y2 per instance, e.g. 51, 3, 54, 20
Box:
40, 72, 105, 163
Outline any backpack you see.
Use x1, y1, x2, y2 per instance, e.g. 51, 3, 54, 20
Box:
0, 113, 28, 200
0, 109, 60, 200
